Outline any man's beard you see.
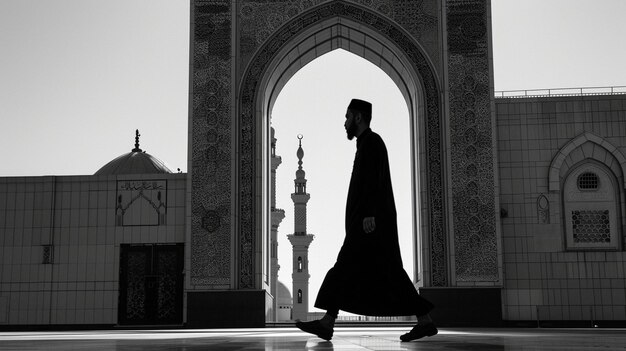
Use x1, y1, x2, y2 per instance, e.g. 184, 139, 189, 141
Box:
346, 123, 357, 140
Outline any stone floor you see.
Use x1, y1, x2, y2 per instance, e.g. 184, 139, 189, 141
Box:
0, 327, 625, 350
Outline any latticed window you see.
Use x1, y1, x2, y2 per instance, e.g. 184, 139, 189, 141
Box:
571, 210, 611, 243
577, 172, 599, 190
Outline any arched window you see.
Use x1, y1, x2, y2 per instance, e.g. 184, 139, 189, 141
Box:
577, 172, 599, 190
297, 256, 303, 272
563, 163, 620, 250
297, 289, 303, 304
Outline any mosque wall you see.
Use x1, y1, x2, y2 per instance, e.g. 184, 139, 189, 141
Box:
496, 94, 626, 323
0, 174, 186, 326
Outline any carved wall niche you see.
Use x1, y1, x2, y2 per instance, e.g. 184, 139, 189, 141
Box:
537, 194, 550, 224
563, 162, 621, 250
549, 134, 626, 251
115, 180, 167, 226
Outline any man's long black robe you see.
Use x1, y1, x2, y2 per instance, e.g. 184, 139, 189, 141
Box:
314, 128, 433, 316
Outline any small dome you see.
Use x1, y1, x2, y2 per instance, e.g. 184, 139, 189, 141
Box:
276, 280, 293, 306
94, 130, 172, 176
95, 151, 172, 175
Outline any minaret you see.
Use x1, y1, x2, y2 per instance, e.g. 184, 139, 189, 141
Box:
270, 127, 285, 321
287, 135, 314, 321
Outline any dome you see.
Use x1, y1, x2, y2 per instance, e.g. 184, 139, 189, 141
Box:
276, 280, 293, 306
94, 130, 172, 176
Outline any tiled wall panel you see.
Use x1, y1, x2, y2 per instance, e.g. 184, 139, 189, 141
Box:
496, 95, 626, 321
0, 174, 186, 325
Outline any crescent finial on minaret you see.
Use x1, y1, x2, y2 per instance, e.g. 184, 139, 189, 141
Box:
297, 134, 304, 170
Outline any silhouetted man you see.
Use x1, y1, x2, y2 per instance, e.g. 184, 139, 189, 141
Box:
296, 99, 437, 342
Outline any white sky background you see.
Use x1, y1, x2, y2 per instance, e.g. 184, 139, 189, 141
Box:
2, 0, 626, 314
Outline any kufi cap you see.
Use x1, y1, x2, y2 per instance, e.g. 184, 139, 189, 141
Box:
348, 99, 372, 115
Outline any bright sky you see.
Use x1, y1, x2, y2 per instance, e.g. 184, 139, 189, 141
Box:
2, 0, 626, 314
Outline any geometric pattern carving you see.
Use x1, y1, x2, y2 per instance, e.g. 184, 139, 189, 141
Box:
239, 1, 445, 288
119, 245, 184, 325
238, 0, 410, 71
447, 0, 499, 282
191, 0, 232, 286
191, 205, 230, 284
125, 250, 147, 321
392, 0, 440, 69
571, 210, 611, 243
294, 206, 307, 234
201, 210, 221, 233
156, 249, 179, 320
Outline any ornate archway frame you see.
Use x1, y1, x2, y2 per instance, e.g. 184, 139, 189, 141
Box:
237, 1, 447, 289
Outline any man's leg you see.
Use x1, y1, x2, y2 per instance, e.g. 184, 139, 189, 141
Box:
400, 313, 438, 342
320, 308, 338, 328
417, 313, 433, 326
297, 266, 343, 340
296, 309, 337, 341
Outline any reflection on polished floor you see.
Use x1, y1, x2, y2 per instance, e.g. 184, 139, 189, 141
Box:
1, 327, 625, 350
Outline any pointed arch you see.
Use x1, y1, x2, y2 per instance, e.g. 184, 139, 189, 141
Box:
237, 1, 446, 288
549, 132, 626, 191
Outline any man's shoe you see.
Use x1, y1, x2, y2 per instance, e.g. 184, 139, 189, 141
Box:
400, 323, 438, 342
295, 320, 334, 341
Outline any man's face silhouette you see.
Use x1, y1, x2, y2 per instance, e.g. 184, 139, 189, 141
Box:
345, 109, 358, 140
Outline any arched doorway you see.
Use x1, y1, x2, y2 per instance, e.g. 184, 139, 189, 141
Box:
189, 0, 502, 327
237, 1, 446, 291
270, 49, 415, 317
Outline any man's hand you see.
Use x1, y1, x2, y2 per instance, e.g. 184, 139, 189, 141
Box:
363, 217, 376, 233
